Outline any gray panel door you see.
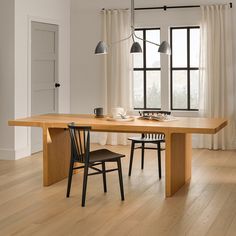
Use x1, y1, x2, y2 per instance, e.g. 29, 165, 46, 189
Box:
31, 22, 59, 153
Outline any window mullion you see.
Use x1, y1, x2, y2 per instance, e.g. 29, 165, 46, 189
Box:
143, 29, 147, 109
187, 28, 190, 110
170, 28, 173, 110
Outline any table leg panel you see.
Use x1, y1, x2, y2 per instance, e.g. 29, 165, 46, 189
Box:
165, 133, 192, 197
43, 128, 70, 186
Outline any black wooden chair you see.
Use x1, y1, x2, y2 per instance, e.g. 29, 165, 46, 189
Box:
128, 111, 171, 179
66, 123, 125, 207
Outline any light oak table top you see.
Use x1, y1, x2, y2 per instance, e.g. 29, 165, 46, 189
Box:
8, 113, 228, 134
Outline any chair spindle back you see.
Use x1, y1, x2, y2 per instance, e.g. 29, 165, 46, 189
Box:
68, 123, 91, 163
140, 110, 171, 139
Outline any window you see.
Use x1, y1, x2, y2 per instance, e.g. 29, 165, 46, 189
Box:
132, 26, 200, 111
170, 27, 200, 110
133, 28, 161, 110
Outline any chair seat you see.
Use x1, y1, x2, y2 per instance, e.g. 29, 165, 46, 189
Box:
89, 149, 125, 163
128, 136, 164, 143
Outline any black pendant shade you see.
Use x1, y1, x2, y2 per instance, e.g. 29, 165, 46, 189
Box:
95, 41, 108, 55
158, 41, 171, 55
130, 42, 142, 53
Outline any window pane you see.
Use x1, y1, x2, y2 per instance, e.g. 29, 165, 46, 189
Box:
133, 71, 144, 108
172, 29, 187, 67
146, 30, 160, 68
190, 70, 199, 109
190, 28, 200, 67
146, 71, 161, 108
172, 71, 187, 109
133, 30, 143, 68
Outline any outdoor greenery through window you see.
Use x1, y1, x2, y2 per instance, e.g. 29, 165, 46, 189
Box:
170, 27, 200, 110
133, 28, 161, 110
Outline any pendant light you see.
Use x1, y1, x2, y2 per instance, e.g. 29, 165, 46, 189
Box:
95, 0, 171, 55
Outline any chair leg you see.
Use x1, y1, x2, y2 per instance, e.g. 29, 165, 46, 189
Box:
128, 141, 135, 176
141, 143, 145, 170
81, 163, 89, 207
157, 142, 162, 179
102, 162, 107, 193
66, 156, 74, 198
117, 158, 125, 201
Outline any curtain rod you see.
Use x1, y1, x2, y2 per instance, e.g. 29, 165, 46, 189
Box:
134, 2, 232, 11
102, 3, 232, 11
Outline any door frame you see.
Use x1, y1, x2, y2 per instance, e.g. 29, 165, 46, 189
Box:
27, 16, 60, 153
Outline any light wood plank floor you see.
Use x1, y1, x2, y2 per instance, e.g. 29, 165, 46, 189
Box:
0, 145, 236, 236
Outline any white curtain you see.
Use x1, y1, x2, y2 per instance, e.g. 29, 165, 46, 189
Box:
99, 9, 133, 145
197, 4, 235, 150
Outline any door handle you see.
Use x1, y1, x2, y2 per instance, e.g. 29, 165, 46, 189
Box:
55, 83, 61, 88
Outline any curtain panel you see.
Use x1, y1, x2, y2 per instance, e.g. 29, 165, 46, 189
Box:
99, 9, 133, 145
197, 4, 235, 149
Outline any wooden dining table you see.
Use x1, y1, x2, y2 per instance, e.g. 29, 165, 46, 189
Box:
8, 113, 227, 197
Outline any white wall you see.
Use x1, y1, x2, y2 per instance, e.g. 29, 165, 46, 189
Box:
0, 0, 15, 160
13, 0, 71, 159
0, 0, 70, 160
70, 0, 236, 115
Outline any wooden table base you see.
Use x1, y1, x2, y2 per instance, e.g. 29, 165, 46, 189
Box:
165, 133, 192, 197
43, 127, 192, 197
43, 128, 70, 186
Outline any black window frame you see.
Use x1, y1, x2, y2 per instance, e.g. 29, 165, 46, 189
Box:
133, 27, 161, 110
170, 26, 200, 111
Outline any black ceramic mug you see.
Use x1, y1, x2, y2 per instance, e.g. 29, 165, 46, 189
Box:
94, 107, 103, 117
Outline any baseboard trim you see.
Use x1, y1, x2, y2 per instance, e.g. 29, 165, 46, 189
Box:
31, 143, 43, 154
15, 146, 31, 160
0, 149, 15, 160
0, 146, 31, 160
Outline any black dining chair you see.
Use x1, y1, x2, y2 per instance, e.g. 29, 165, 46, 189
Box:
128, 111, 171, 179
66, 123, 125, 207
